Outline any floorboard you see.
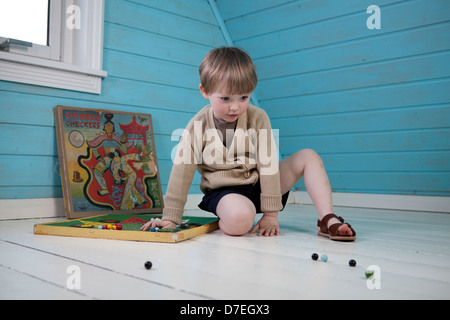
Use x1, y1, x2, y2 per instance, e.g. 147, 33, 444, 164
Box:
1, 204, 449, 300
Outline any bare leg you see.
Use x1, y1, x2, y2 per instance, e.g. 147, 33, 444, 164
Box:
279, 149, 352, 236
216, 194, 256, 236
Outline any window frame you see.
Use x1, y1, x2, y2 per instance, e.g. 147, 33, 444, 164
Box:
0, 0, 107, 94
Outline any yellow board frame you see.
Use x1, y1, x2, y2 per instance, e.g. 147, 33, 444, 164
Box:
34, 215, 219, 243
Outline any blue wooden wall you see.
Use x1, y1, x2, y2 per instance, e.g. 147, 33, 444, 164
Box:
0, 0, 449, 201
0, 0, 225, 199
217, 0, 450, 196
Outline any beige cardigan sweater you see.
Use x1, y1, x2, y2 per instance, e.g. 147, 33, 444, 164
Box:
162, 104, 282, 224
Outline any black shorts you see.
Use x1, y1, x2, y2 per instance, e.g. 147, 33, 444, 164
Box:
198, 181, 290, 215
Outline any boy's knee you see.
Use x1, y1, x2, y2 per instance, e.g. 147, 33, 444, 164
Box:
219, 207, 255, 236
299, 148, 323, 165
300, 148, 319, 158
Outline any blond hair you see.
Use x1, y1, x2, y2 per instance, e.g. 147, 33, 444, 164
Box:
199, 47, 257, 95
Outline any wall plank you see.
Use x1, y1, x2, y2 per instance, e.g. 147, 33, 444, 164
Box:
280, 129, 450, 154
258, 52, 450, 100
256, 23, 450, 81
233, 0, 450, 59
217, 0, 450, 196
264, 79, 450, 118
223, 0, 404, 41
106, 0, 225, 47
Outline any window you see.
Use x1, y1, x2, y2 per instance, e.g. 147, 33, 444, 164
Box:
0, 0, 49, 46
0, 0, 60, 61
0, 0, 107, 94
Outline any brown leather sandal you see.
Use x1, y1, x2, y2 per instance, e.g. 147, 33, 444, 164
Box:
317, 213, 356, 241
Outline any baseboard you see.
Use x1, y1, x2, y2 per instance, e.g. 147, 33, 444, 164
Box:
0, 198, 66, 220
0, 192, 448, 220
293, 191, 450, 214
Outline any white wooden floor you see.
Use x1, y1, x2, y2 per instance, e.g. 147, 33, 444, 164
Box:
1, 204, 450, 300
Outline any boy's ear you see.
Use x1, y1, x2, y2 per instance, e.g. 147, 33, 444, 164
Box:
199, 84, 209, 99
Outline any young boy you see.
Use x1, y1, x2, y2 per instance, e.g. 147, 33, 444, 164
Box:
141, 47, 356, 240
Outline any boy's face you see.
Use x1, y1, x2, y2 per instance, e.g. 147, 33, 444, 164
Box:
200, 84, 252, 123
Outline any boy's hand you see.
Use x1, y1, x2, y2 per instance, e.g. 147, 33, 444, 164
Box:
140, 220, 177, 231
250, 212, 280, 236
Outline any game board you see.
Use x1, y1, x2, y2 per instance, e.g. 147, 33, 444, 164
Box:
54, 106, 164, 219
34, 214, 219, 243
